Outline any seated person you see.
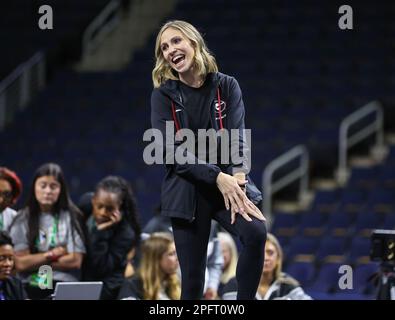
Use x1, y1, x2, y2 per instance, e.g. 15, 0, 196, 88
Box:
118, 232, 180, 300
142, 211, 223, 299
79, 176, 141, 300
10, 163, 86, 300
0, 167, 22, 232
0, 231, 28, 300
221, 233, 312, 300
217, 231, 238, 297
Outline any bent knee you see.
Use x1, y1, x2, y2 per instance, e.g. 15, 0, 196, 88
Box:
243, 220, 267, 245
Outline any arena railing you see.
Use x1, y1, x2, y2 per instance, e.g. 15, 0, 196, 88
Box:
262, 145, 309, 228
336, 100, 384, 184
82, 0, 123, 59
0, 51, 45, 131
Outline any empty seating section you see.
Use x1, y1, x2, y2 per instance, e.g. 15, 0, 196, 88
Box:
0, 0, 109, 79
281, 152, 395, 300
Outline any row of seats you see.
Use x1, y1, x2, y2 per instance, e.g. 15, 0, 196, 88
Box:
272, 147, 395, 299
0, 1, 394, 300
285, 261, 378, 299
0, 0, 110, 79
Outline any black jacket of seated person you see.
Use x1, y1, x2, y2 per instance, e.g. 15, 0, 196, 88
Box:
0, 276, 28, 300
117, 275, 144, 300
79, 193, 136, 300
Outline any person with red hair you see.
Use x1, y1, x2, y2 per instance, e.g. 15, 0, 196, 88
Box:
0, 167, 22, 232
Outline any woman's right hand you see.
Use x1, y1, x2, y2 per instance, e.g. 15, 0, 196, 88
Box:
216, 172, 265, 224
45, 246, 67, 261
96, 210, 122, 230
50, 246, 67, 257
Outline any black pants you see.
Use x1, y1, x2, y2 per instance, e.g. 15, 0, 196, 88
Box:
171, 186, 267, 300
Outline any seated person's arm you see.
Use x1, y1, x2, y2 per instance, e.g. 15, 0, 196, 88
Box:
15, 249, 52, 272
51, 252, 84, 270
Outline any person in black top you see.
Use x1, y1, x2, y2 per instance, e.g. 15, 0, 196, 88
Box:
80, 176, 141, 300
0, 231, 27, 300
150, 20, 267, 300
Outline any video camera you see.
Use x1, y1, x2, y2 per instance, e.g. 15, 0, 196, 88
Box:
370, 229, 395, 300
370, 229, 395, 262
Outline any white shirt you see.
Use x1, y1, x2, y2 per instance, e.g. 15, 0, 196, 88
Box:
0, 207, 18, 232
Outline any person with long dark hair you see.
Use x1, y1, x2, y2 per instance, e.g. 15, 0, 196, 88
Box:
151, 20, 267, 299
9, 163, 86, 300
80, 175, 141, 299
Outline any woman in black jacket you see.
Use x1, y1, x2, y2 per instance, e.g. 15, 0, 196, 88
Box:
0, 231, 27, 300
81, 176, 141, 300
150, 20, 267, 300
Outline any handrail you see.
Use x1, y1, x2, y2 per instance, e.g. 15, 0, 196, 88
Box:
337, 100, 384, 183
0, 52, 44, 93
0, 51, 45, 130
263, 145, 309, 227
82, 0, 122, 58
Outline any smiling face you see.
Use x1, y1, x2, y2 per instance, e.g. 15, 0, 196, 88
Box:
160, 27, 196, 76
91, 190, 121, 224
34, 175, 61, 211
0, 244, 14, 280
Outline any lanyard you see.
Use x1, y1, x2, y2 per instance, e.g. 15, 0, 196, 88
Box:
50, 214, 59, 248
0, 213, 3, 231
36, 214, 59, 249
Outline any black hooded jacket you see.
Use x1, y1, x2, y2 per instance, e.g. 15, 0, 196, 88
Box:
0, 276, 28, 300
79, 194, 136, 300
150, 72, 262, 221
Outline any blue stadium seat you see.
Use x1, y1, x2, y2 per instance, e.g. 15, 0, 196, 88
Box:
306, 263, 344, 293
315, 236, 348, 262
285, 262, 315, 287
348, 237, 371, 264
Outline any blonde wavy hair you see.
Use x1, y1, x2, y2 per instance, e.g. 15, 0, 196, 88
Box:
152, 20, 218, 88
218, 232, 239, 285
265, 233, 299, 286
138, 232, 181, 300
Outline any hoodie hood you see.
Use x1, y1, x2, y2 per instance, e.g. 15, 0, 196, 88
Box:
158, 72, 222, 101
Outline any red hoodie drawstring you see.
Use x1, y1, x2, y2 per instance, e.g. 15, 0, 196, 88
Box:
171, 86, 223, 132
171, 100, 181, 132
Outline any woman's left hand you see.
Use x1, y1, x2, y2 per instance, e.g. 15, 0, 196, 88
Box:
232, 173, 266, 224
230, 194, 266, 224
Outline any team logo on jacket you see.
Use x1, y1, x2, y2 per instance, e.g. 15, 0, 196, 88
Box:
214, 100, 227, 120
